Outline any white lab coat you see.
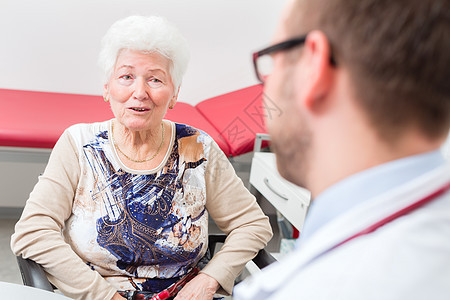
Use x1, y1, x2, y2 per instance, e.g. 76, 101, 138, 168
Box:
442, 133, 450, 160
234, 163, 450, 300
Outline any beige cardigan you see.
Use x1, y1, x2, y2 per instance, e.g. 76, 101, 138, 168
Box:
11, 120, 272, 300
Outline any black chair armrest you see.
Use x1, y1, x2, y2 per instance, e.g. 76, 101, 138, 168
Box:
252, 248, 277, 269
16, 255, 54, 292
208, 234, 277, 269
208, 234, 226, 255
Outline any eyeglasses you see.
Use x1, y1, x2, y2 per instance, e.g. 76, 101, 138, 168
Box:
252, 35, 307, 84
252, 34, 336, 84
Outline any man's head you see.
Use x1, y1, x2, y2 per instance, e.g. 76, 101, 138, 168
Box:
287, 0, 450, 139
261, 0, 450, 193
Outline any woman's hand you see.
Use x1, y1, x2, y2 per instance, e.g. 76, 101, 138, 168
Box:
174, 273, 220, 300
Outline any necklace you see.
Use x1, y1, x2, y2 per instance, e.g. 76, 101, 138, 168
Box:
111, 121, 165, 163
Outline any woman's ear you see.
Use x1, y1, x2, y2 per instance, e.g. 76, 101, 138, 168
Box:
170, 86, 180, 108
103, 84, 109, 102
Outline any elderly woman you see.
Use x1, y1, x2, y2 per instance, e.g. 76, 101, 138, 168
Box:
11, 16, 272, 300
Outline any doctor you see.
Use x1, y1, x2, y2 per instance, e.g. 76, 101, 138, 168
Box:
235, 0, 450, 299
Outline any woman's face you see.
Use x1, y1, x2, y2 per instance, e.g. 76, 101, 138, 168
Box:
104, 49, 178, 132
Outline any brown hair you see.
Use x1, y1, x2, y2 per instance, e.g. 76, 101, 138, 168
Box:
289, 0, 450, 141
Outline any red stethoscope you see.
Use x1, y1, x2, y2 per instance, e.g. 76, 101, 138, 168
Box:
307, 181, 450, 264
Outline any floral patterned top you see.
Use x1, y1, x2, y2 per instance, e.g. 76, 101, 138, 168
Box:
12, 120, 272, 300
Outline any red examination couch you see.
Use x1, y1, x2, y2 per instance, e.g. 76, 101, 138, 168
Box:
0, 85, 269, 157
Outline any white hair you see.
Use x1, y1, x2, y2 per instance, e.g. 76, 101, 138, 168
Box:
98, 15, 190, 91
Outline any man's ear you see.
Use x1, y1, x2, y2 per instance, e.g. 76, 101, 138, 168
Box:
300, 30, 336, 114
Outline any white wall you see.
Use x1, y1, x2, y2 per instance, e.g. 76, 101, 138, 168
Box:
0, 0, 287, 105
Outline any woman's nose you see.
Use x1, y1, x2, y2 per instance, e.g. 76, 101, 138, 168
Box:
133, 78, 149, 101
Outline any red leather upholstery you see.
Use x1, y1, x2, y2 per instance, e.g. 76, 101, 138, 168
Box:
0, 89, 113, 148
164, 102, 230, 156
196, 85, 270, 157
0, 89, 231, 156
0, 86, 271, 156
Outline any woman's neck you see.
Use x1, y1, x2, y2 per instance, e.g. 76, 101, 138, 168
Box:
111, 119, 169, 169
117, 121, 162, 149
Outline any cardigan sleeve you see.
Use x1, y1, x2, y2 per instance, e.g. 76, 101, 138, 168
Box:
10, 130, 117, 300
200, 141, 273, 295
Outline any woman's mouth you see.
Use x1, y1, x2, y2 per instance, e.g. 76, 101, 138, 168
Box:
130, 107, 149, 112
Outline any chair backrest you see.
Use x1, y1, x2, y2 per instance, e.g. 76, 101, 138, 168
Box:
16, 255, 55, 292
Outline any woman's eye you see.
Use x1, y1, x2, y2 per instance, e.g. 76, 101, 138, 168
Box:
148, 78, 163, 88
121, 75, 133, 80
117, 74, 134, 85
